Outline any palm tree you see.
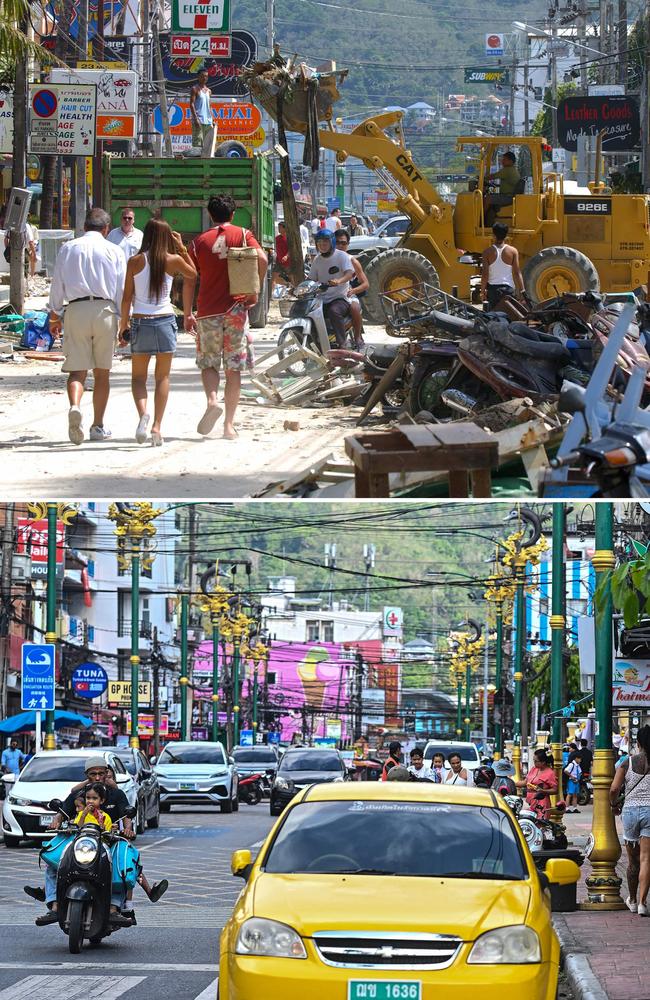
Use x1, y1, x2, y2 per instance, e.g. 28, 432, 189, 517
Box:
0, 0, 58, 67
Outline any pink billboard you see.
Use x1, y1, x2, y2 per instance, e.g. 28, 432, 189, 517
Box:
266, 642, 354, 741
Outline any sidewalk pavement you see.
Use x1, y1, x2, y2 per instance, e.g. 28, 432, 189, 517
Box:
554, 808, 648, 1000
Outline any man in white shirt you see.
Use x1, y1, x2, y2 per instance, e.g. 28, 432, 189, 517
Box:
48, 207, 126, 446
325, 207, 342, 231
107, 206, 143, 260
309, 228, 354, 347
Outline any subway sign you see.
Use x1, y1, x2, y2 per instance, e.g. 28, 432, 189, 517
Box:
464, 67, 510, 85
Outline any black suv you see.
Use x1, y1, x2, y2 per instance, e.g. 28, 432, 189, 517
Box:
270, 747, 348, 816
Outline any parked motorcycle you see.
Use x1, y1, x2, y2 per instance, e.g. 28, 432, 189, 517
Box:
237, 772, 265, 806
501, 793, 568, 853
42, 799, 137, 953
275, 281, 356, 375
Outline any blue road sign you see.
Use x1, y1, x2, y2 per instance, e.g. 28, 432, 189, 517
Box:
21, 643, 56, 711
240, 729, 254, 746
71, 663, 108, 700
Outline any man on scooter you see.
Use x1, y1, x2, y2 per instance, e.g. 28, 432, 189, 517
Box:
309, 229, 355, 348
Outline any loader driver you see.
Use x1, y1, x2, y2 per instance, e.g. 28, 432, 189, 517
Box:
484, 151, 520, 227
309, 228, 355, 348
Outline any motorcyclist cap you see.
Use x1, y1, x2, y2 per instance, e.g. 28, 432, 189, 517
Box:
84, 756, 108, 772
315, 228, 336, 252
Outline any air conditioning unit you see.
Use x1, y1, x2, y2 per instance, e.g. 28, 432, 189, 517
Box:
12, 554, 31, 580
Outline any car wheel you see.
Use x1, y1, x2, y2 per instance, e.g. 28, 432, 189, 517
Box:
220, 797, 234, 814
3, 835, 21, 848
136, 804, 146, 836
270, 801, 283, 817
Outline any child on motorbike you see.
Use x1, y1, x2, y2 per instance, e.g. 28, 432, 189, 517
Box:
74, 782, 112, 832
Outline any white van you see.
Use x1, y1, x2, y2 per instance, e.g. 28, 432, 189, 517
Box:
423, 740, 481, 774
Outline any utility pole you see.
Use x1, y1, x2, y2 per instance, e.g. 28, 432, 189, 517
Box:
549, 504, 566, 811
0, 504, 15, 721
363, 544, 375, 613
324, 543, 336, 609
643, 0, 650, 190
354, 652, 364, 739
10, 14, 28, 313
616, 0, 627, 88
152, 15, 173, 157
152, 626, 161, 757
74, 0, 90, 235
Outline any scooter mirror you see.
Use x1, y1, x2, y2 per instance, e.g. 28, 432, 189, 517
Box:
124, 806, 137, 819
558, 383, 587, 415
47, 798, 67, 815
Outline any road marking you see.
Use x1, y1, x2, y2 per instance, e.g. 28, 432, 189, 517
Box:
138, 836, 174, 851
0, 976, 145, 999
191, 977, 219, 1000
249, 839, 265, 851
0, 964, 217, 973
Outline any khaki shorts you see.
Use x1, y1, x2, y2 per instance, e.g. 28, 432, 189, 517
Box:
196, 305, 254, 372
61, 300, 118, 372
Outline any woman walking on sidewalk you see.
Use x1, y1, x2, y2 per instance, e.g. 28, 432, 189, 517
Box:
610, 724, 650, 916
119, 219, 196, 446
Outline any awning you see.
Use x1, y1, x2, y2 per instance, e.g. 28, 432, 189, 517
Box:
0, 710, 93, 734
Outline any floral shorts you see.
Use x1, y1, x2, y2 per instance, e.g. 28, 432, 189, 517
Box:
195, 304, 254, 373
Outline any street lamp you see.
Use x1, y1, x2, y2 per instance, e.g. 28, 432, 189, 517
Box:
200, 564, 233, 743
108, 503, 161, 749
549, 504, 567, 810
484, 566, 516, 759
27, 502, 77, 750
448, 621, 484, 741
582, 503, 624, 910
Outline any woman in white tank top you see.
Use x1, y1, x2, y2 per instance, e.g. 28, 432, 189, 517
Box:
119, 219, 196, 445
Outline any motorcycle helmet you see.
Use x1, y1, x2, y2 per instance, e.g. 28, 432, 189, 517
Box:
315, 228, 336, 255
474, 766, 496, 788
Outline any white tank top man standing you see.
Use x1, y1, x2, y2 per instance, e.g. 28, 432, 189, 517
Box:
480, 222, 525, 311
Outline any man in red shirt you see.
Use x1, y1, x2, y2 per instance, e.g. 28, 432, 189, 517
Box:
184, 194, 268, 439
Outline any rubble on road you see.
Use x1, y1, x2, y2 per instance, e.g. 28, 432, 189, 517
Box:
244, 51, 347, 134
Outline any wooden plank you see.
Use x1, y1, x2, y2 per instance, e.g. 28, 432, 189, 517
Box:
448, 470, 469, 497
469, 468, 492, 498
521, 443, 549, 493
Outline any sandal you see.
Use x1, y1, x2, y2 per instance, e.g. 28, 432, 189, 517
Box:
197, 404, 223, 436
135, 413, 150, 443
148, 879, 169, 903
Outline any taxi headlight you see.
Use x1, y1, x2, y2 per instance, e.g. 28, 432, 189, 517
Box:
468, 926, 541, 964
235, 917, 307, 959
73, 836, 99, 865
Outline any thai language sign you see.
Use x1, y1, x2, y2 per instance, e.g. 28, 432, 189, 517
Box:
557, 96, 640, 152
29, 84, 96, 155
51, 69, 138, 115
158, 30, 256, 98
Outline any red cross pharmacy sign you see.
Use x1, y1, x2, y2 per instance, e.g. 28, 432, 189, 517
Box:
383, 606, 403, 637
171, 0, 231, 32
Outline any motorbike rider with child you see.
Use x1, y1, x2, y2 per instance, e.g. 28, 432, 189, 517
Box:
309, 229, 355, 348
25, 756, 167, 926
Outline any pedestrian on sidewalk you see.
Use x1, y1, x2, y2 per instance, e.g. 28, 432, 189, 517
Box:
107, 207, 144, 261
517, 748, 558, 819
610, 724, 650, 916
564, 754, 582, 813
119, 219, 196, 447
48, 207, 126, 446
183, 194, 267, 440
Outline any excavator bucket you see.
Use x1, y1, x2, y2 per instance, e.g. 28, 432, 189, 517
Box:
243, 54, 346, 134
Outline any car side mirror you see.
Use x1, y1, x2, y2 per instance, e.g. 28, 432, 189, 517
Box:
47, 798, 63, 812
149, 756, 157, 765
124, 806, 138, 819
115, 772, 129, 784
1, 773, 15, 785
228, 756, 235, 765
141, 769, 152, 778
231, 849, 253, 880
544, 858, 580, 885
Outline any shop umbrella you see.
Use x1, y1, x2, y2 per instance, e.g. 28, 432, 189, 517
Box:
0, 710, 93, 735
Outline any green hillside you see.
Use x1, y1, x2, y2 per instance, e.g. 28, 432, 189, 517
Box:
176, 502, 514, 697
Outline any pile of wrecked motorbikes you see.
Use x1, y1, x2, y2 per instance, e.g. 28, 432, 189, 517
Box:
274, 280, 650, 497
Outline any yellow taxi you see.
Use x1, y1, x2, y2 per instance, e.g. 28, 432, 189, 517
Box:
219, 781, 579, 1000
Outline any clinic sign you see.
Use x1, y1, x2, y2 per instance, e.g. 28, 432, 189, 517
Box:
171, 0, 230, 32
383, 606, 404, 637
29, 84, 96, 155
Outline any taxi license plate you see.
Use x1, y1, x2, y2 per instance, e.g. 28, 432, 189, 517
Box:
179, 782, 198, 791
39, 815, 54, 827
348, 982, 421, 1000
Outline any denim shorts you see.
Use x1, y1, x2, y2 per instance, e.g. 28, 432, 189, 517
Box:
622, 804, 650, 843
131, 315, 177, 355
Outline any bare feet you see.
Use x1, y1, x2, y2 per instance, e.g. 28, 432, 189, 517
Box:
223, 425, 238, 440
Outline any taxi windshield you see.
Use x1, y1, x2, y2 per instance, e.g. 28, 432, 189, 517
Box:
263, 800, 526, 879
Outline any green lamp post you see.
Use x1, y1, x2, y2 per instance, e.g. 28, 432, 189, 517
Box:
549, 503, 566, 810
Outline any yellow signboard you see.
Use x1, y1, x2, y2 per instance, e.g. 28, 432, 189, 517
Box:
238, 127, 266, 150
107, 680, 151, 707
77, 61, 128, 69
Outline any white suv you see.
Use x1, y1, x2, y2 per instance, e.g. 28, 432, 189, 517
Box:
423, 740, 481, 775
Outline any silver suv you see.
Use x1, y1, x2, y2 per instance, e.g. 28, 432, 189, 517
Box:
153, 741, 239, 814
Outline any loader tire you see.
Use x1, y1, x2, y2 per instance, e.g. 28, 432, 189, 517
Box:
214, 140, 249, 158
523, 246, 599, 303
364, 249, 440, 326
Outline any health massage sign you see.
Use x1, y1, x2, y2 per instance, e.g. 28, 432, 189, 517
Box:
29, 83, 96, 155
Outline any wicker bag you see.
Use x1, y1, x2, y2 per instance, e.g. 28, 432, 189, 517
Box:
227, 227, 259, 297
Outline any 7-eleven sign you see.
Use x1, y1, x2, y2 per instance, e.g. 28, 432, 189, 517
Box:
171, 0, 230, 32
383, 606, 403, 636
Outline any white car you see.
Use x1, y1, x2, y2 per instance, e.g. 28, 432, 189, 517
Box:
1, 748, 138, 848
347, 215, 410, 254
423, 740, 482, 779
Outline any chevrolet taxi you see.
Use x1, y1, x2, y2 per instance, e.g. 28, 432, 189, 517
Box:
219, 781, 579, 1000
